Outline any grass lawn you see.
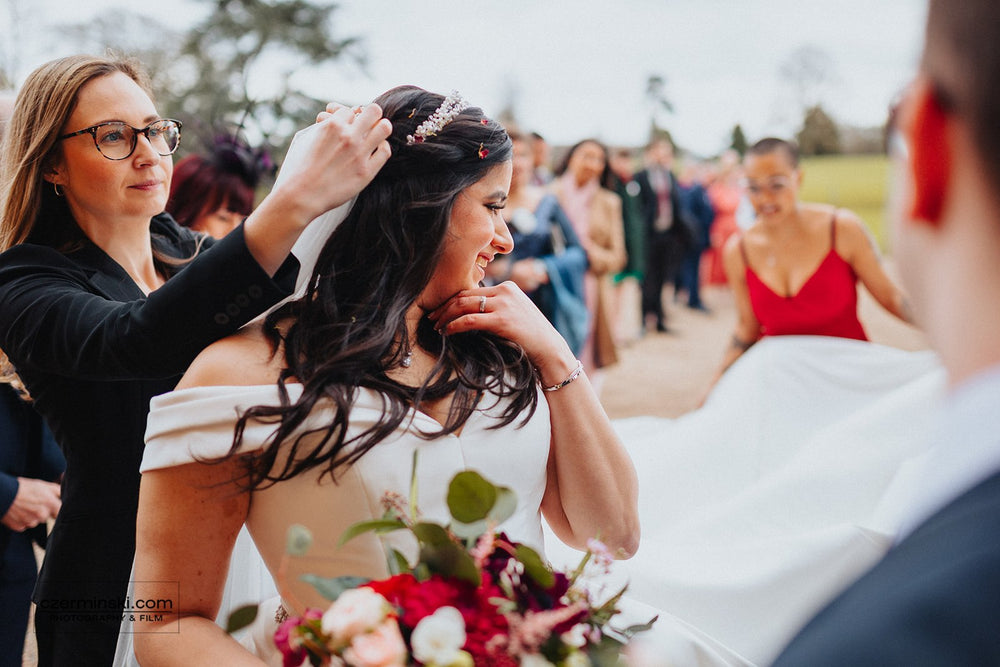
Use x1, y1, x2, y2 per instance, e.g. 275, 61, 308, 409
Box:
799, 154, 892, 250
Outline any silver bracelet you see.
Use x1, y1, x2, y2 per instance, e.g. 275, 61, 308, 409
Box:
541, 360, 584, 392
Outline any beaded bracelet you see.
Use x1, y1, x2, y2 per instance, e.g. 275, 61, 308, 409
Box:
541, 360, 584, 392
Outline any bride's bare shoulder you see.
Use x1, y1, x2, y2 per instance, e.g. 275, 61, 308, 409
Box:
175, 322, 286, 389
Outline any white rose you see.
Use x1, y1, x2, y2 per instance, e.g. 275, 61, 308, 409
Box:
560, 623, 588, 649
321, 588, 391, 644
519, 654, 556, 667
410, 606, 467, 665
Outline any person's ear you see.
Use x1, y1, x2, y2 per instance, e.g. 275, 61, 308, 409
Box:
904, 78, 951, 225
41, 155, 64, 185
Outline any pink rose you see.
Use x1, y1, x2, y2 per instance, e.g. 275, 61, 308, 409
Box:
343, 619, 408, 667
322, 588, 391, 644
273, 617, 307, 667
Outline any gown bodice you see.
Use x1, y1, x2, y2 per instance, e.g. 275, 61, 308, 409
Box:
141, 383, 551, 611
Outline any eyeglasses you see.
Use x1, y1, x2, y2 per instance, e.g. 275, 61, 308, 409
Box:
58, 119, 182, 161
742, 177, 792, 197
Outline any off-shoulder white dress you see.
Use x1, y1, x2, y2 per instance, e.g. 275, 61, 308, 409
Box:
113, 386, 555, 665
151, 385, 550, 600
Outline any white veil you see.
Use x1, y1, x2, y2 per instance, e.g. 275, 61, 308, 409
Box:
266, 120, 359, 306
112, 122, 357, 666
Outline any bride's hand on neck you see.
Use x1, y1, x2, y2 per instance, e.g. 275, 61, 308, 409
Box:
425, 282, 576, 378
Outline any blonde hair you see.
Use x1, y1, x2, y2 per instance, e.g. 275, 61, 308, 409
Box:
0, 349, 30, 400
0, 54, 152, 251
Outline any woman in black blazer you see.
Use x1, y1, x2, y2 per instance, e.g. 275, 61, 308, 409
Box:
0, 54, 391, 666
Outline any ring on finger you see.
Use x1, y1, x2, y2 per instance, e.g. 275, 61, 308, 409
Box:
478, 295, 487, 313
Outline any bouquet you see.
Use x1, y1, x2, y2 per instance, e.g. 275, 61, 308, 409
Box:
231, 463, 652, 666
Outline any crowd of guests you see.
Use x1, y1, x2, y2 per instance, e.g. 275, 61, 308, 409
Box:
498, 131, 753, 384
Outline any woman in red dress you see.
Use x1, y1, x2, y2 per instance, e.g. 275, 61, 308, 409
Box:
711, 138, 912, 381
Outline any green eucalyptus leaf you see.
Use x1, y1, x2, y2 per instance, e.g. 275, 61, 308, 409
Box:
590, 584, 630, 625
450, 519, 489, 541
388, 548, 411, 575
623, 615, 659, 638
586, 633, 627, 665
225, 604, 259, 634
515, 544, 556, 589
420, 541, 481, 586
413, 561, 432, 581
412, 521, 452, 546
285, 524, 313, 556
447, 471, 497, 523
338, 518, 408, 546
300, 574, 371, 602
409, 449, 420, 521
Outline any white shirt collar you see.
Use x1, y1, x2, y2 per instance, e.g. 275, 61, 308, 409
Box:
895, 364, 1000, 540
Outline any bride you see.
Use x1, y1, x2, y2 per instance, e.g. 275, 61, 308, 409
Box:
128, 86, 640, 665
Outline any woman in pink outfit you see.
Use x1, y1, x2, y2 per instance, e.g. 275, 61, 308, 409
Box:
702, 150, 743, 286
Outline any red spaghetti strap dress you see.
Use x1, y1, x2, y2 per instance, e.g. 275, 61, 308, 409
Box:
741, 214, 868, 341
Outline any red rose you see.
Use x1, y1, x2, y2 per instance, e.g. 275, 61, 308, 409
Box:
363, 572, 419, 606
367, 574, 471, 630
458, 576, 510, 664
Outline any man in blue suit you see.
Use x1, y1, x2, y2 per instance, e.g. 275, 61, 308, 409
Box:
0, 380, 63, 667
772, 1, 1000, 664
635, 139, 691, 332
675, 164, 715, 312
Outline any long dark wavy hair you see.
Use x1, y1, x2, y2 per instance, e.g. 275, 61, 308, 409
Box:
229, 86, 537, 489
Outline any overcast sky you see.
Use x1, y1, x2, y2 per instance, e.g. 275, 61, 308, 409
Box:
2, 0, 928, 155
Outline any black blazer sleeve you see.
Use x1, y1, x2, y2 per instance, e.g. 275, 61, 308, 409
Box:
36, 420, 63, 482
0, 222, 298, 380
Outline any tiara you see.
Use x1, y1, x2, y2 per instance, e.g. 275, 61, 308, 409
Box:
406, 90, 469, 145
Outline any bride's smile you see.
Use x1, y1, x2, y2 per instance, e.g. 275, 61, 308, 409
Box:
419, 161, 513, 310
